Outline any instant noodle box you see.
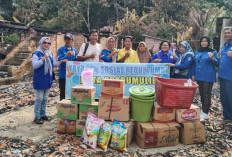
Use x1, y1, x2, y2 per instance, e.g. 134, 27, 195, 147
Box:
76, 120, 86, 137
180, 121, 205, 144
101, 79, 125, 97
135, 122, 180, 148
176, 104, 200, 123
152, 103, 175, 123
58, 99, 78, 120
57, 119, 76, 135
79, 102, 98, 120
71, 86, 95, 105
98, 96, 130, 121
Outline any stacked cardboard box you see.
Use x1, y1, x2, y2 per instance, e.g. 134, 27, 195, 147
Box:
79, 102, 98, 120
71, 86, 96, 105
98, 96, 129, 121
71, 85, 98, 137
98, 79, 130, 122
152, 103, 175, 123
98, 79, 133, 146
57, 99, 78, 134
135, 97, 205, 148
179, 121, 205, 144
56, 78, 205, 150
176, 105, 205, 145
57, 85, 98, 137
176, 104, 200, 123
135, 122, 180, 148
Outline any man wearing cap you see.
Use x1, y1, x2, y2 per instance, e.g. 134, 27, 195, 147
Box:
58, 33, 77, 100
117, 36, 140, 63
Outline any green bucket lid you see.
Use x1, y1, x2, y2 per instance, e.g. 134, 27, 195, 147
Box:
129, 86, 155, 98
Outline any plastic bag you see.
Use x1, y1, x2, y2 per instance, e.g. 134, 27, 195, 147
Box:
83, 112, 104, 149
97, 122, 112, 151
110, 120, 127, 152
81, 68, 94, 88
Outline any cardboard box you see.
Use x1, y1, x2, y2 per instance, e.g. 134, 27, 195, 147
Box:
135, 122, 180, 148
98, 96, 130, 121
71, 86, 95, 105
180, 121, 205, 144
124, 121, 134, 147
101, 79, 125, 97
79, 102, 98, 120
57, 119, 76, 135
58, 99, 78, 120
152, 103, 175, 123
76, 120, 86, 137
176, 104, 200, 123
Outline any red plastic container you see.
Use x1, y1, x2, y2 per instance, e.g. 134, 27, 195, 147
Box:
154, 77, 198, 109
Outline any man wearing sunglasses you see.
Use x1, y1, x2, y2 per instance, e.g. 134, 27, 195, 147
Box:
57, 33, 77, 100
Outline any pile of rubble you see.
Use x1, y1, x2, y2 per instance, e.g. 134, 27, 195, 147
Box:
0, 80, 59, 114
0, 82, 231, 156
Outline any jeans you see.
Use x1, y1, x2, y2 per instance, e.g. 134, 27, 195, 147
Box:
59, 79, 66, 101
34, 89, 50, 119
220, 78, 232, 120
197, 81, 214, 114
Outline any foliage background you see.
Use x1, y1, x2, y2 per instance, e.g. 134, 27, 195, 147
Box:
0, 0, 231, 49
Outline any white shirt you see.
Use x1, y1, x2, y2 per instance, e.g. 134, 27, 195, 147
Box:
78, 43, 102, 62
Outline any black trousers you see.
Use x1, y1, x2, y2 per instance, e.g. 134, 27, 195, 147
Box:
197, 81, 214, 114
59, 79, 66, 101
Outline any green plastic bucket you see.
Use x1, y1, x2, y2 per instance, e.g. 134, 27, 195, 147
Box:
129, 86, 155, 122
130, 95, 154, 122
129, 86, 155, 98
132, 94, 156, 100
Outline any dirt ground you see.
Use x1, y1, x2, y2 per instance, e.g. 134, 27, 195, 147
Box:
0, 95, 195, 155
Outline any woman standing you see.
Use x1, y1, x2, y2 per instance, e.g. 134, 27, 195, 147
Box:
32, 37, 61, 124
151, 40, 176, 63
192, 36, 219, 119
100, 37, 118, 62
136, 42, 151, 63
169, 41, 194, 79
151, 41, 176, 77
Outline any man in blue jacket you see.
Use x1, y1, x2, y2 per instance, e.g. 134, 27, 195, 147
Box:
219, 27, 232, 121
58, 33, 77, 100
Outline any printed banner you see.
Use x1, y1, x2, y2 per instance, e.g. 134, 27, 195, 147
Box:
65, 61, 170, 99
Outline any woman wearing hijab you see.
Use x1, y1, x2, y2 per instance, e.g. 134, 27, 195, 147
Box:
169, 41, 194, 79
192, 36, 219, 119
136, 42, 151, 63
100, 37, 118, 62
32, 37, 62, 124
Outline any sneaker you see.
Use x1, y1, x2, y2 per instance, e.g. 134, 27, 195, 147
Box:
41, 116, 51, 121
201, 112, 210, 120
34, 118, 44, 124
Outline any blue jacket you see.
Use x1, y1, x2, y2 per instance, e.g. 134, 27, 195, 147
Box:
151, 50, 176, 77
174, 53, 194, 79
192, 50, 219, 82
151, 50, 176, 63
219, 41, 232, 81
32, 51, 54, 90
57, 46, 77, 79
101, 49, 117, 62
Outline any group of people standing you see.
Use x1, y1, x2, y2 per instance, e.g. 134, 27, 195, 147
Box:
31, 27, 232, 124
